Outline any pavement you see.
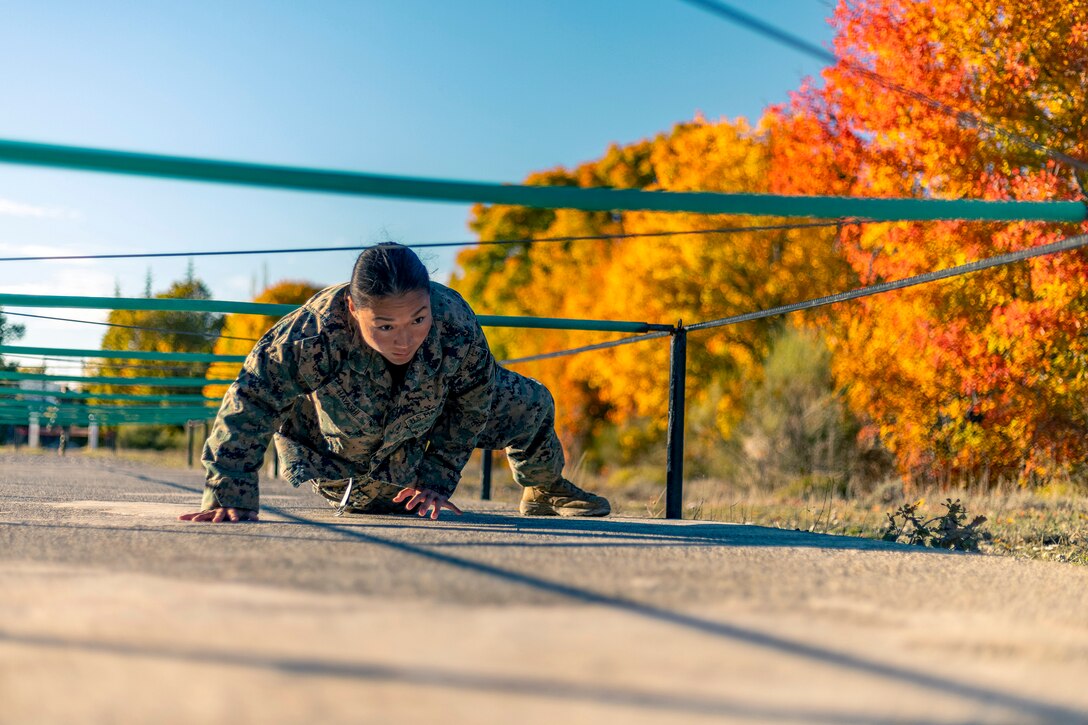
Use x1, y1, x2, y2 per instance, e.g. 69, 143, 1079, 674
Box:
1, 452, 1087, 724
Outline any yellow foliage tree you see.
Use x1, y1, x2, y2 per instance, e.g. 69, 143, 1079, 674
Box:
452, 117, 852, 463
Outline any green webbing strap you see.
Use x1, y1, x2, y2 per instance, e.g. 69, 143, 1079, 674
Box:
0, 400, 216, 413
0, 294, 670, 333
0, 139, 1084, 221
0, 411, 213, 425
0, 370, 228, 387
0, 294, 294, 316
0, 345, 246, 364
0, 387, 218, 403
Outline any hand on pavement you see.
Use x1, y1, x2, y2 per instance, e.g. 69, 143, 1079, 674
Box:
393, 487, 463, 520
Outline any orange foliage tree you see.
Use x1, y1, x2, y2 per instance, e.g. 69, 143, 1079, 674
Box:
769, 0, 1088, 483
203, 280, 322, 401
452, 118, 851, 464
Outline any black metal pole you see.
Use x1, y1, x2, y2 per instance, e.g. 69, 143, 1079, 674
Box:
665, 322, 687, 519
186, 421, 194, 468
480, 449, 493, 500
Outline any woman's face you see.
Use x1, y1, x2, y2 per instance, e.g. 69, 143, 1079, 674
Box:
348, 289, 432, 365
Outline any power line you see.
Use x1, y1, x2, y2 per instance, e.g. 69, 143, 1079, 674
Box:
0, 220, 856, 263
678, 0, 1088, 173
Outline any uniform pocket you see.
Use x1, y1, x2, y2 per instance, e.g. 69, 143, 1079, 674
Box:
291, 335, 332, 393
314, 387, 384, 460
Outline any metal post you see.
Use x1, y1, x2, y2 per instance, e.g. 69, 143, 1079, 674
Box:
665, 322, 687, 519
28, 412, 40, 449
480, 449, 493, 500
186, 421, 194, 468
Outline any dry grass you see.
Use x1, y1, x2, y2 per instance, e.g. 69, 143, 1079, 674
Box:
0, 444, 194, 469
461, 453, 1088, 566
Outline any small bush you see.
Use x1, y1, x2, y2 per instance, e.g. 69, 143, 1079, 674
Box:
881, 498, 988, 552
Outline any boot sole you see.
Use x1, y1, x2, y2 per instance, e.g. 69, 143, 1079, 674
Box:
519, 502, 611, 517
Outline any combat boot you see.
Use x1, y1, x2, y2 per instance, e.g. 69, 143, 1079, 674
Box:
519, 478, 611, 517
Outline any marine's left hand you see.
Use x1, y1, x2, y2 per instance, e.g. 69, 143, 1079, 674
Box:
393, 487, 463, 520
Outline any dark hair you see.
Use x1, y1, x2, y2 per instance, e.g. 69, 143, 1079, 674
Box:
349, 243, 430, 308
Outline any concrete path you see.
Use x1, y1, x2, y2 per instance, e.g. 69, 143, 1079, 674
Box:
1, 453, 1086, 724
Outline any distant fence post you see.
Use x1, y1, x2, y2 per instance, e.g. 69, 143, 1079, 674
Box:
665, 322, 687, 520
28, 411, 40, 449
480, 449, 493, 500
186, 421, 195, 468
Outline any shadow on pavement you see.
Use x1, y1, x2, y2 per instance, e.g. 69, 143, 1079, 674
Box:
104, 465, 930, 553
64, 466, 1085, 723
258, 504, 1086, 725
0, 628, 980, 725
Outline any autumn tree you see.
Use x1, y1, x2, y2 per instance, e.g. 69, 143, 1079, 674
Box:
203, 280, 322, 401
769, 0, 1088, 483
89, 270, 224, 399
453, 118, 852, 464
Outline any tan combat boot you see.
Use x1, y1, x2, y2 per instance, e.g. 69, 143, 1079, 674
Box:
519, 478, 611, 517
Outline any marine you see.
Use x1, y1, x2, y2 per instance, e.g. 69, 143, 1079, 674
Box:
181, 242, 610, 522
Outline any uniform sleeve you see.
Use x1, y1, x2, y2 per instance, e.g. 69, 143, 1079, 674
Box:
415, 320, 495, 497
200, 313, 330, 511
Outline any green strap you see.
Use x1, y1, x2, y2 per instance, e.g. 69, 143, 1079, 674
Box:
0, 370, 228, 387
0, 345, 246, 363
0, 294, 669, 333
0, 387, 218, 403
0, 139, 1084, 221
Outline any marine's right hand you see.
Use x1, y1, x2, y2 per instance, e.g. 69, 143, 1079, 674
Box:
178, 507, 259, 523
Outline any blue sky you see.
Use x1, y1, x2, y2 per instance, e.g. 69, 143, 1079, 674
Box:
0, 0, 835, 357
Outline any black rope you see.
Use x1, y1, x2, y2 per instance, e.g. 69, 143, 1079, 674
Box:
687, 233, 1088, 332
679, 0, 1088, 172
499, 330, 674, 366
0, 220, 856, 263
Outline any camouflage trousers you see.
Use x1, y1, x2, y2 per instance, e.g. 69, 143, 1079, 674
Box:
275, 365, 565, 513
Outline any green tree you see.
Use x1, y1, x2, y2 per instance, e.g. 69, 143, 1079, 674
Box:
0, 308, 25, 370
89, 274, 224, 399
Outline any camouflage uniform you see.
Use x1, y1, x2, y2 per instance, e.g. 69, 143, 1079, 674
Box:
200, 282, 565, 513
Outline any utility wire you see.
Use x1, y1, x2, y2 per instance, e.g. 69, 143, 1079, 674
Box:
687, 232, 1088, 332
679, 0, 1088, 172
0, 220, 855, 263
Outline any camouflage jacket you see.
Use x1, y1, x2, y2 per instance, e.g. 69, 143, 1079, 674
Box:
200, 282, 495, 511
